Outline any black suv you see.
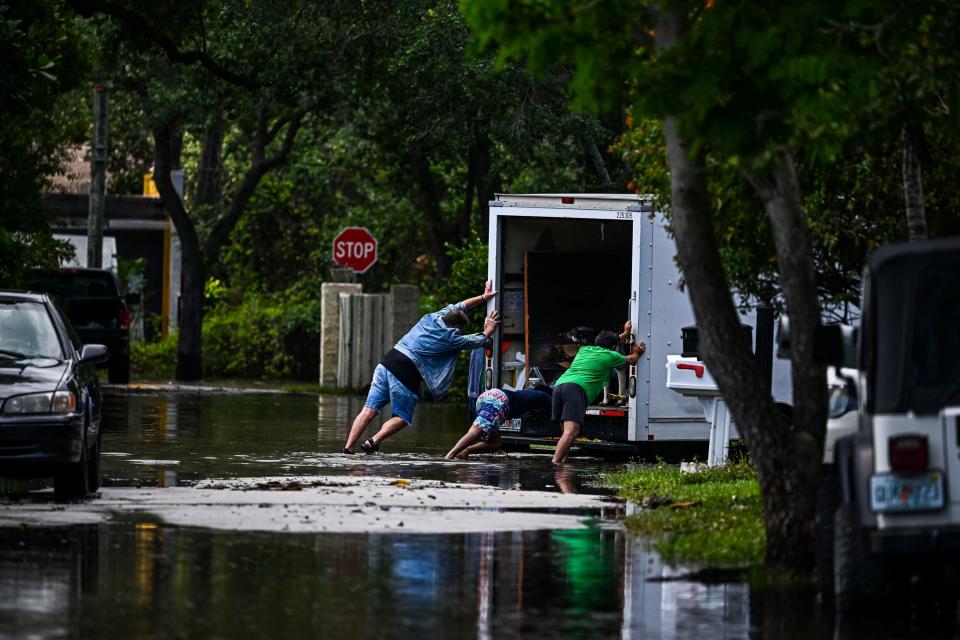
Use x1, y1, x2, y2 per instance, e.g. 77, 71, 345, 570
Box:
28, 268, 137, 383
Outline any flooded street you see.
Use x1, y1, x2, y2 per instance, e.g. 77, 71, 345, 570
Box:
0, 391, 953, 639
95, 391, 613, 493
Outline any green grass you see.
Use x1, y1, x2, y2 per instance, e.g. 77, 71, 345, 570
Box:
606, 459, 765, 568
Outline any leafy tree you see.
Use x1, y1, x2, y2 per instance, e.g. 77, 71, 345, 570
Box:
70, 0, 354, 379
463, 0, 960, 575
0, 0, 87, 286
355, 0, 625, 276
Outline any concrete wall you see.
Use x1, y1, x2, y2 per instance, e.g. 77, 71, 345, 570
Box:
319, 282, 362, 386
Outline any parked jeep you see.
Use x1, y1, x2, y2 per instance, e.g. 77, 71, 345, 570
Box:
798, 238, 960, 610
27, 268, 137, 384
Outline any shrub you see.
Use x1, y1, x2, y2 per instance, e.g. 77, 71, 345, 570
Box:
130, 332, 177, 379
202, 289, 320, 379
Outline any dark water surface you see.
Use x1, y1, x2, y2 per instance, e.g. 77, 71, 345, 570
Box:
99, 392, 613, 492
0, 522, 751, 640
2, 392, 957, 639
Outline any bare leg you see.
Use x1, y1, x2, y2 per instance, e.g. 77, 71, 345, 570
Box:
459, 433, 502, 459
370, 416, 408, 446
344, 407, 379, 451
552, 420, 581, 464
446, 426, 482, 459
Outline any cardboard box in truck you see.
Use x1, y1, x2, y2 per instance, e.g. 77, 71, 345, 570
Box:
482, 193, 790, 455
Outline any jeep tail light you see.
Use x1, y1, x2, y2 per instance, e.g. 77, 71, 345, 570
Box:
118, 306, 131, 329
889, 434, 928, 473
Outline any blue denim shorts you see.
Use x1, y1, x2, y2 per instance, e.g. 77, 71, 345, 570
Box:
364, 364, 418, 425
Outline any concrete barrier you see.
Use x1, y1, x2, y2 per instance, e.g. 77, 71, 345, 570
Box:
320, 284, 421, 391
337, 292, 392, 391
319, 282, 362, 386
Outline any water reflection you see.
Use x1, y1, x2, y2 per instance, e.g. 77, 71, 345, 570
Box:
0, 522, 758, 640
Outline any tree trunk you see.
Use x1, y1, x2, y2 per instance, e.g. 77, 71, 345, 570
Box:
463, 143, 477, 236
412, 151, 452, 277
587, 134, 613, 188
153, 121, 203, 381
902, 126, 928, 242
656, 9, 820, 575
194, 116, 225, 209
473, 135, 495, 236
746, 150, 827, 573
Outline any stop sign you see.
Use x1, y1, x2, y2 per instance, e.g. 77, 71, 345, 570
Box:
332, 227, 378, 273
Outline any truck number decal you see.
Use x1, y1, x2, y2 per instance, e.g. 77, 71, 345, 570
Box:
616, 212, 633, 219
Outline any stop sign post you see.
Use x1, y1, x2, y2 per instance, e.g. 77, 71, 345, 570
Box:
333, 227, 378, 274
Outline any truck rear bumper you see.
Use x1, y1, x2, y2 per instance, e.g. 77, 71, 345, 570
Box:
501, 435, 640, 457
871, 526, 960, 554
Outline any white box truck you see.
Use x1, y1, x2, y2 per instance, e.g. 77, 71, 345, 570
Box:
482, 193, 790, 455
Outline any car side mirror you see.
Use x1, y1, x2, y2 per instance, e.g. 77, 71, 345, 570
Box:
80, 344, 109, 364
125, 292, 141, 305
814, 324, 857, 368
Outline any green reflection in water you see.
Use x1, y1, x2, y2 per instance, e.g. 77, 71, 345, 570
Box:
0, 524, 629, 640
551, 528, 621, 635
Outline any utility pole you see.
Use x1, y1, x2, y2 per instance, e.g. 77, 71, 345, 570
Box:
87, 80, 107, 268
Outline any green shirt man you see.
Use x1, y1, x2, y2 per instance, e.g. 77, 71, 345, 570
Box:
551, 322, 646, 465
554, 345, 627, 404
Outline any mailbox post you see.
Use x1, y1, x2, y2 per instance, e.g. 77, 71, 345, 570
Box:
665, 355, 733, 466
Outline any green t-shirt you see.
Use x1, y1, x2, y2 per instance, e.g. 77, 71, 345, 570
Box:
554, 345, 627, 403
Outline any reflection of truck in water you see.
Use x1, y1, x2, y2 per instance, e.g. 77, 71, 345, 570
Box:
483, 193, 789, 456
806, 238, 960, 609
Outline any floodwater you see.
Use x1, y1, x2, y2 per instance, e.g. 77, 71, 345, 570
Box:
0, 392, 956, 639
97, 392, 612, 493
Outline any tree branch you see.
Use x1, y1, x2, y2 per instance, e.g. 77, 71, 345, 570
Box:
203, 110, 305, 259
67, 0, 261, 89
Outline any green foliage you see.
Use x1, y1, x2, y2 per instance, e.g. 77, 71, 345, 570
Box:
202, 288, 320, 380
464, 0, 960, 319
130, 332, 177, 379
0, 0, 88, 287
607, 460, 765, 568
423, 233, 489, 314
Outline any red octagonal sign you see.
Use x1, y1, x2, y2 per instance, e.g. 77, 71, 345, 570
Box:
333, 227, 378, 273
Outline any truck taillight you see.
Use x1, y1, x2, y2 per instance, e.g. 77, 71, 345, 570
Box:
889, 434, 928, 473
119, 307, 131, 329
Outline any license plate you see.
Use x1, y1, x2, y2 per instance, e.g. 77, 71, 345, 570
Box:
870, 471, 945, 512
500, 418, 521, 433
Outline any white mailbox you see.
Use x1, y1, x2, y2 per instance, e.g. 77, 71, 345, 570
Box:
665, 355, 733, 466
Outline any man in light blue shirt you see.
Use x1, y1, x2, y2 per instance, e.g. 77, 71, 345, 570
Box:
342, 281, 500, 454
